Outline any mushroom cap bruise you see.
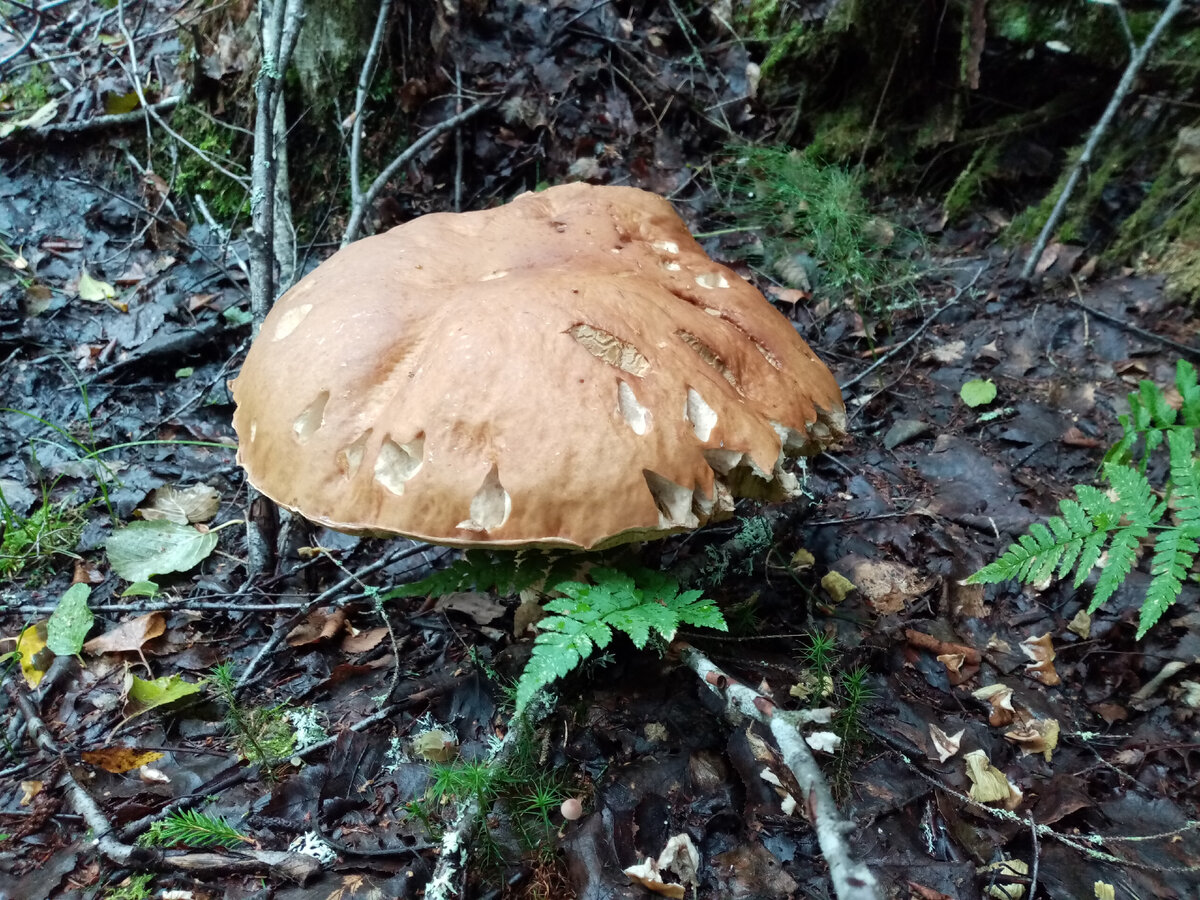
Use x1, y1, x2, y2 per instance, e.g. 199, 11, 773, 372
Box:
231, 183, 845, 549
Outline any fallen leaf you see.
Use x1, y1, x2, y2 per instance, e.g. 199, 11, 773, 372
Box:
1067, 609, 1091, 639
78, 269, 117, 302
925, 340, 966, 364
19, 780, 43, 805
973, 683, 1016, 727
411, 729, 457, 762
46, 584, 93, 657
657, 834, 700, 890
982, 858, 1029, 899
82, 614, 166, 657
81, 746, 165, 774
286, 608, 347, 646
928, 724, 964, 763
139, 484, 221, 525
105, 520, 220, 582
435, 591, 506, 624
820, 571, 856, 603
124, 672, 202, 717
624, 857, 685, 899
17, 624, 50, 688
1004, 716, 1060, 762
1020, 632, 1060, 686
341, 626, 388, 654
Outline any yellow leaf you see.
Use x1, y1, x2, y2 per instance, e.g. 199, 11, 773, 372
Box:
17, 624, 50, 688
81, 746, 165, 774
78, 269, 116, 302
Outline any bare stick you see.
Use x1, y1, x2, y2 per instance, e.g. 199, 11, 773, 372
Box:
248, 0, 305, 325
1021, 0, 1186, 280
349, 0, 394, 213
342, 100, 493, 246
678, 645, 881, 900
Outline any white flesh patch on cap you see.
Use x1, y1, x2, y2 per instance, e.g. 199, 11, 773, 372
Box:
479, 270, 508, 281
685, 388, 717, 442
569, 323, 650, 376
643, 470, 700, 529
653, 240, 679, 255
618, 381, 651, 435
292, 391, 329, 442
662, 261, 681, 271
336, 430, 372, 479
694, 272, 730, 290
703, 448, 744, 475
273, 303, 313, 341
675, 330, 741, 392
458, 465, 511, 532
374, 435, 425, 495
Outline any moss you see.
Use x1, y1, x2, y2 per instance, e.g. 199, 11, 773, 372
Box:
0, 63, 52, 111
943, 142, 1003, 223
157, 104, 250, 223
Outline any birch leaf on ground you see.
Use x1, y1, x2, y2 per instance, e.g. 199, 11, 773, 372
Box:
46, 583, 93, 656
106, 520, 219, 582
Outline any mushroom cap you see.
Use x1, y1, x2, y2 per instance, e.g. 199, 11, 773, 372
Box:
231, 183, 845, 550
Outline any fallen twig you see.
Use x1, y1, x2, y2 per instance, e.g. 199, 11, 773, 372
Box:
1067, 284, 1200, 361
1021, 0, 1187, 280
677, 644, 882, 900
6, 682, 320, 884
840, 263, 986, 393
342, 99, 494, 246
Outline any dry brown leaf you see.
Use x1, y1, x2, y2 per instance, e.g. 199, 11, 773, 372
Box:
1020, 632, 1060, 686
83, 613, 167, 655
964, 749, 1021, 808
1004, 716, 1060, 762
435, 591, 506, 624
928, 724, 964, 763
341, 626, 388, 654
973, 683, 1016, 727
846, 558, 934, 614
286, 608, 347, 647
1067, 609, 1091, 639
140, 484, 221, 525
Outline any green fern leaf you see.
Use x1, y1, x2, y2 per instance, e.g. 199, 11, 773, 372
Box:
1141, 527, 1200, 638
1089, 526, 1147, 613
516, 567, 725, 713
1103, 463, 1163, 526
1177, 360, 1200, 427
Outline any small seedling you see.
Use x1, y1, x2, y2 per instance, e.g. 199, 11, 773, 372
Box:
102, 873, 155, 900
969, 360, 1200, 637
0, 490, 85, 580
207, 662, 295, 765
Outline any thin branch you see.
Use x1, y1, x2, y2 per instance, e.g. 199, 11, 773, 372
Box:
677, 645, 881, 900
349, 0, 394, 212
342, 99, 493, 246
840, 263, 986, 392
1021, 0, 1186, 280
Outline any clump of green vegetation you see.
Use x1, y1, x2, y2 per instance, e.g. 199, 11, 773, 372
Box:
0, 63, 53, 112
969, 360, 1200, 637
207, 662, 296, 765
158, 104, 250, 223
711, 145, 920, 315
414, 725, 572, 867
103, 873, 155, 900
0, 491, 85, 580
137, 808, 250, 849
390, 553, 728, 714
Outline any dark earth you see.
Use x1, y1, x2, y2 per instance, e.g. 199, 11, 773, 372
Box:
2, 2, 1199, 899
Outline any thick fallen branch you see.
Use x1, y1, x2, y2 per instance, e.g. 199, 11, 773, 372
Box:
677, 644, 881, 900
6, 683, 320, 884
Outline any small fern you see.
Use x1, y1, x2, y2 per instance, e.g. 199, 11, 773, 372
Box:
384, 550, 581, 600
136, 808, 250, 849
514, 567, 727, 713
969, 361, 1200, 637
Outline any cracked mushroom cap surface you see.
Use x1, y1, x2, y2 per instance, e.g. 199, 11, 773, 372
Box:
231, 183, 845, 549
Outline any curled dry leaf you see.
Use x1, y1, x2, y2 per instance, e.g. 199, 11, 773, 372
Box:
927, 724, 964, 763
286, 607, 347, 647
1020, 632, 1060, 686
980, 858, 1029, 899
140, 484, 221, 525
963, 749, 1021, 808
657, 833, 700, 891
1004, 716, 1060, 762
624, 858, 685, 899
973, 683, 1016, 727
411, 729, 457, 763
1067, 609, 1091, 639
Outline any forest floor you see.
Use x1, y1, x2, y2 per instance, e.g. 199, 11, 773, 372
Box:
2, 3, 1200, 900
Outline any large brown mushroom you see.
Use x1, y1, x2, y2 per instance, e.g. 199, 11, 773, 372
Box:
231, 183, 844, 549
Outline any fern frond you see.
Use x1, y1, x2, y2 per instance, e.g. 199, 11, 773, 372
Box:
1103, 463, 1164, 527
1141, 527, 1200, 637
516, 568, 725, 713
1177, 360, 1200, 427
1089, 526, 1148, 613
